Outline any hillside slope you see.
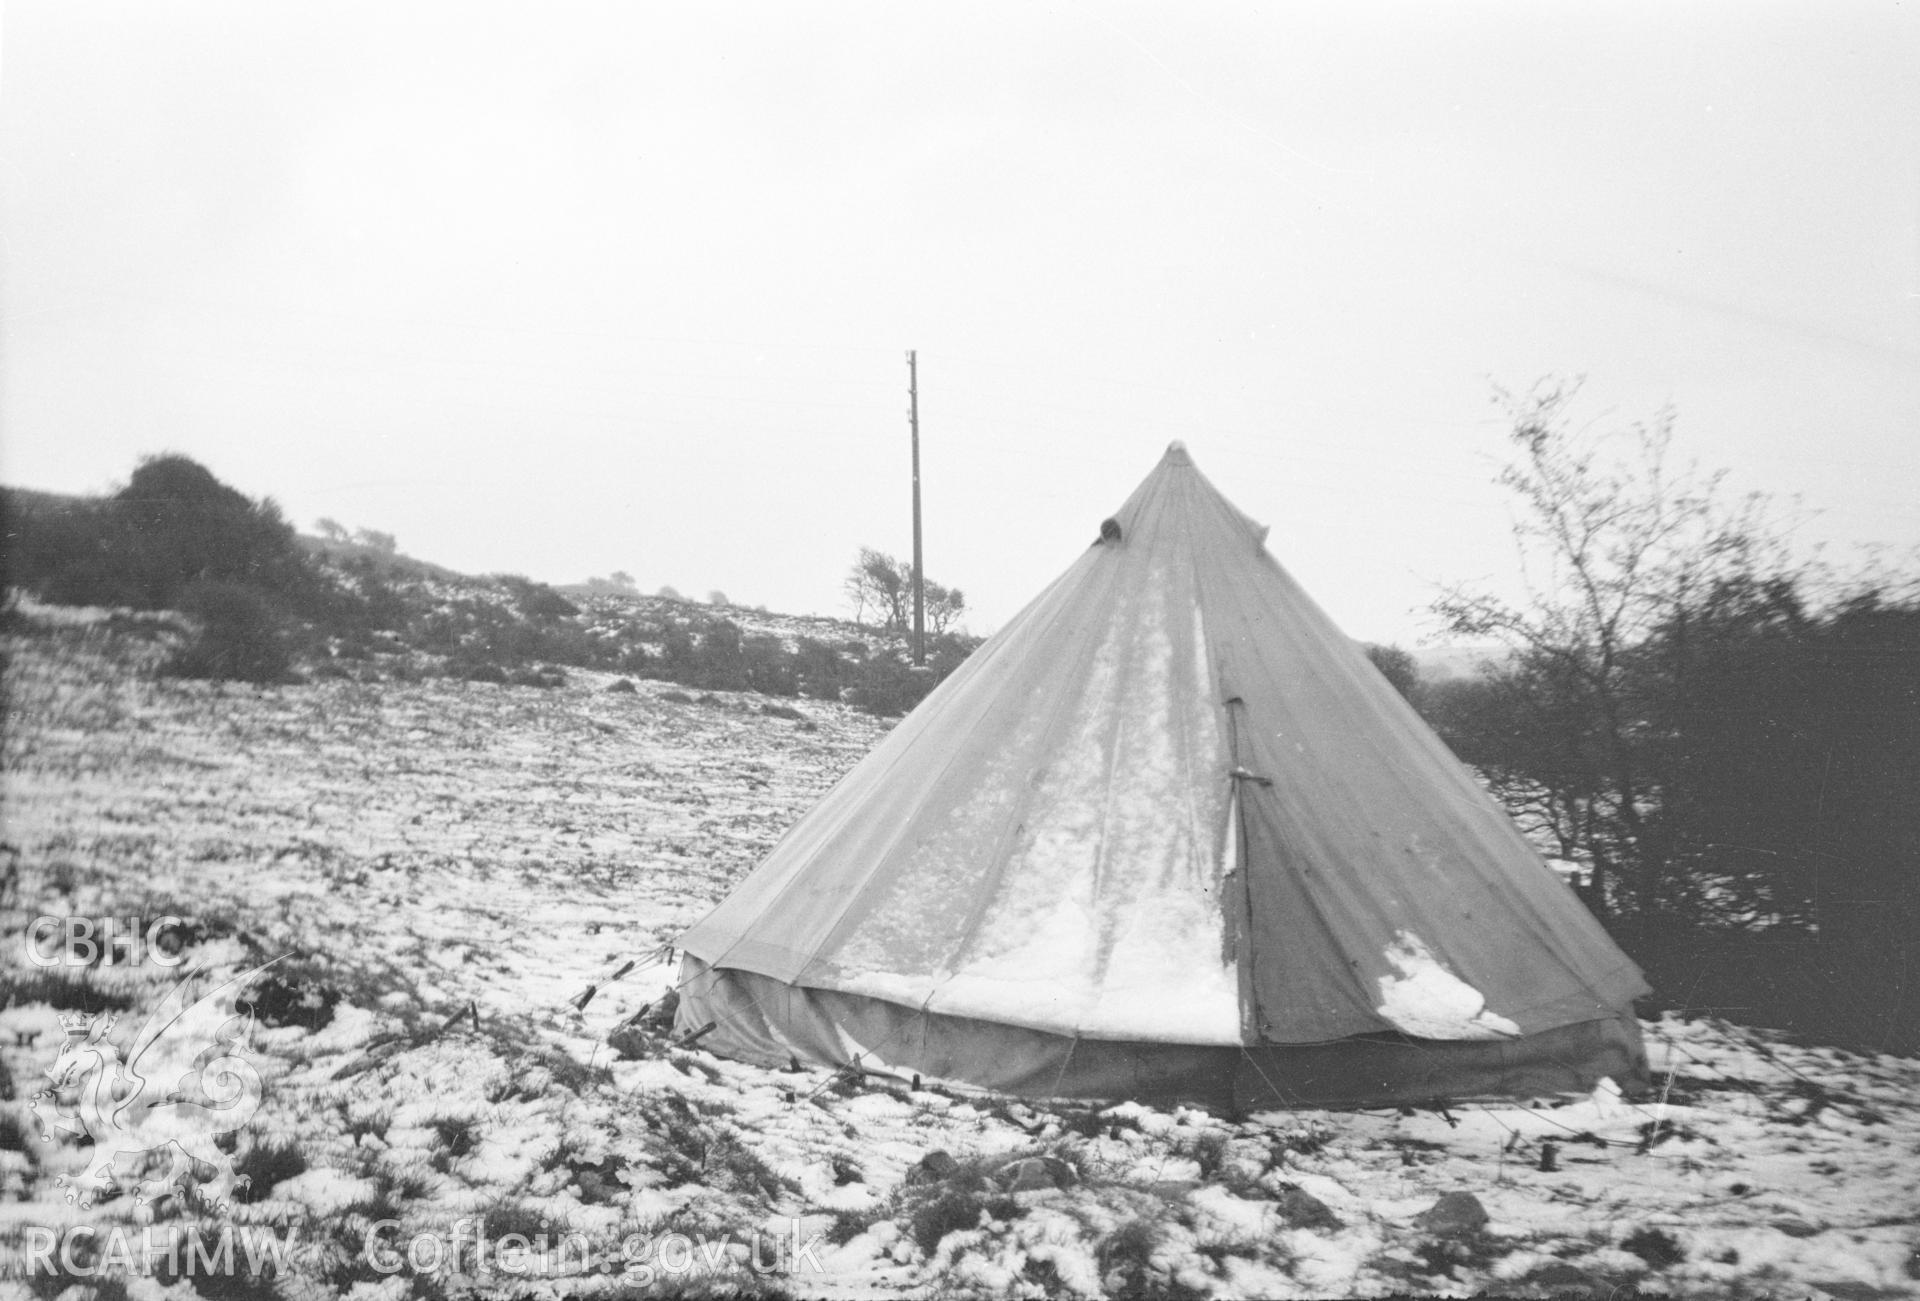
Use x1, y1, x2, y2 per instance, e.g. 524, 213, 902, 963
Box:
279, 538, 977, 715
2, 478, 974, 714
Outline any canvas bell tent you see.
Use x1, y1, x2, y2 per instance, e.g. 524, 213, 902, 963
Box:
676, 444, 1650, 1109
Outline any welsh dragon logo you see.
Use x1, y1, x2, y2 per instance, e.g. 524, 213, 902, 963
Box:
29, 958, 280, 1212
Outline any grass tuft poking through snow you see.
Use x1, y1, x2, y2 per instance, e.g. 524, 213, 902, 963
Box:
232, 1136, 309, 1200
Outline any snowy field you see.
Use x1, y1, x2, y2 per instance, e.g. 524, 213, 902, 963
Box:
3, 604, 1918, 1299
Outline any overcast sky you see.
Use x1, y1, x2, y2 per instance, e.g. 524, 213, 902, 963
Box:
4, 2, 1916, 644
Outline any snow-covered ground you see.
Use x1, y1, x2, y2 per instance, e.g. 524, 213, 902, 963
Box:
2, 604, 1917, 1299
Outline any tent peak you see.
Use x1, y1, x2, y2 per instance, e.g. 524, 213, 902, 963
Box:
1163, 440, 1192, 466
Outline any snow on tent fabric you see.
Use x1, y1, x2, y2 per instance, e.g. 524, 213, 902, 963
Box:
674, 443, 1651, 1108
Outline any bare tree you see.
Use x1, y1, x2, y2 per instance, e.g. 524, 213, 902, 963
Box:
924, 579, 967, 635
845, 547, 966, 634
845, 547, 909, 631
1432, 378, 1787, 917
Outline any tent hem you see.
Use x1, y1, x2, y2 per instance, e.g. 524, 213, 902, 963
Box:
677, 957, 1651, 1110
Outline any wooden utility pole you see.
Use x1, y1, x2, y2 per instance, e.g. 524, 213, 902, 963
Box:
908, 350, 925, 668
